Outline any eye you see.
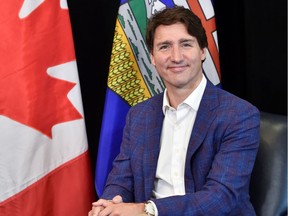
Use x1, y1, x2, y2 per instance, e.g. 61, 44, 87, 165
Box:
159, 44, 169, 50
182, 42, 193, 48
180, 39, 196, 48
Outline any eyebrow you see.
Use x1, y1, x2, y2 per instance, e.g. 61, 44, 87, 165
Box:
179, 38, 196, 43
156, 38, 196, 47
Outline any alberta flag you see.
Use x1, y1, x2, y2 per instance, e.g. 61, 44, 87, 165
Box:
0, 0, 95, 215
96, 0, 220, 197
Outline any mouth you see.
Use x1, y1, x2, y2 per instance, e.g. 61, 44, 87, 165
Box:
168, 65, 188, 73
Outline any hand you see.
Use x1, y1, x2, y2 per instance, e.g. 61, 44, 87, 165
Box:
95, 202, 145, 216
88, 195, 145, 216
88, 198, 115, 216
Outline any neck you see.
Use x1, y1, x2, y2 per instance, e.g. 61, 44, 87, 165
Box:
166, 75, 203, 108
166, 89, 191, 108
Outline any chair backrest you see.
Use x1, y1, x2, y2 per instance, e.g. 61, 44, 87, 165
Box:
250, 111, 287, 216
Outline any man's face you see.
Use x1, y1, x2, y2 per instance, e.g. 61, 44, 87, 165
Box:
150, 22, 206, 92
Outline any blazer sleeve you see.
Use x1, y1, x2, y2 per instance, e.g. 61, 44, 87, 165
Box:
101, 107, 136, 202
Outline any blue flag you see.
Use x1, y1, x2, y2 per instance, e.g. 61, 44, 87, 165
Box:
95, 0, 220, 197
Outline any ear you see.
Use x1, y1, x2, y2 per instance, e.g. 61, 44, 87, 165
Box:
201, 48, 206, 61
150, 53, 156, 66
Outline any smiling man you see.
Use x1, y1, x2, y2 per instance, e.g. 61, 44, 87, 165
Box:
89, 6, 260, 216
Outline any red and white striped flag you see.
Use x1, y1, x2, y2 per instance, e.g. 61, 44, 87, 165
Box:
0, 0, 95, 215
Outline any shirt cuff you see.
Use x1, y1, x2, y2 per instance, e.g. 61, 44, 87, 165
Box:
149, 200, 159, 216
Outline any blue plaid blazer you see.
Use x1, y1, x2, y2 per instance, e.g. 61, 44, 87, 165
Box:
102, 80, 260, 216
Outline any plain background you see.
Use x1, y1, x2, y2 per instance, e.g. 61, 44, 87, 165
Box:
67, 0, 287, 197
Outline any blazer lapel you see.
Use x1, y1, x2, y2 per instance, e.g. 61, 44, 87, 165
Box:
185, 81, 218, 192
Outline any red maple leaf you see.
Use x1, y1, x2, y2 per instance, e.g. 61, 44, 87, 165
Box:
0, 0, 82, 138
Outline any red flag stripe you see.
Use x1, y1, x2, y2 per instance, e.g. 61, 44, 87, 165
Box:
0, 151, 95, 216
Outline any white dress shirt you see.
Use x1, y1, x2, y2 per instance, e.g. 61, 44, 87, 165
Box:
150, 75, 207, 215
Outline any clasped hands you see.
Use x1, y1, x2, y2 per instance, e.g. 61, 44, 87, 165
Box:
88, 195, 146, 216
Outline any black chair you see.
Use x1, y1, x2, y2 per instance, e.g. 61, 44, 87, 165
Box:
250, 112, 287, 216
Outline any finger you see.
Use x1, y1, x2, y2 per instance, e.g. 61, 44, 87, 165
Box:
92, 199, 110, 207
88, 209, 98, 216
89, 206, 104, 216
98, 205, 113, 216
101, 200, 114, 207
112, 195, 123, 204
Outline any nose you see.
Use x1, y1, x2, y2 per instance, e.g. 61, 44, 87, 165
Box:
171, 46, 183, 62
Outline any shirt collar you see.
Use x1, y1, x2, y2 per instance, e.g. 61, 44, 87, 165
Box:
162, 75, 207, 115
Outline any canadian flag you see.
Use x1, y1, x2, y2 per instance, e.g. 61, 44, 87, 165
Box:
0, 0, 95, 215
